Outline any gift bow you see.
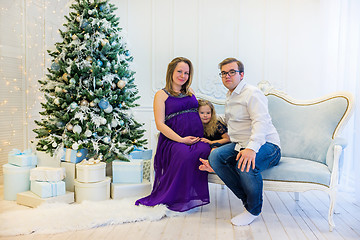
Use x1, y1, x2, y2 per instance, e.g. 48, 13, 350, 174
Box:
79, 158, 101, 165
10, 148, 32, 156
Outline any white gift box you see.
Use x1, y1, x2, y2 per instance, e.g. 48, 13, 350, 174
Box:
76, 160, 106, 183
74, 177, 111, 203
31, 180, 66, 198
111, 180, 151, 199
61, 162, 76, 192
3, 164, 35, 201
8, 149, 37, 167
112, 160, 143, 184
17, 191, 74, 208
30, 167, 66, 182
36, 151, 61, 168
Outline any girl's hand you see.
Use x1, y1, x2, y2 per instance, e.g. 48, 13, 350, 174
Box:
200, 138, 212, 144
181, 136, 200, 145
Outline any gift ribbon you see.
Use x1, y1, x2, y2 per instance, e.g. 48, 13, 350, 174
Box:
9, 148, 32, 156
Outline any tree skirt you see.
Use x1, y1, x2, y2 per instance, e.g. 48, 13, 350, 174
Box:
0, 198, 177, 236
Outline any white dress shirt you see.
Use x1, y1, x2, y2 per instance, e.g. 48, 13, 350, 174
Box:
225, 80, 281, 153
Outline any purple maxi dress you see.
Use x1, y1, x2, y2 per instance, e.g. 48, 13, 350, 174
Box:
135, 89, 211, 212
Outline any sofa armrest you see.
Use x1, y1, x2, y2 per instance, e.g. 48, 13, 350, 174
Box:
326, 137, 347, 171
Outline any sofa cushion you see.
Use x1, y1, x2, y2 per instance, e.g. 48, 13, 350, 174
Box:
262, 157, 331, 186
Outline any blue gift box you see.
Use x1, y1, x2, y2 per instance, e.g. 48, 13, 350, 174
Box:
61, 148, 87, 163
112, 160, 143, 183
8, 149, 37, 167
31, 180, 66, 198
129, 147, 152, 160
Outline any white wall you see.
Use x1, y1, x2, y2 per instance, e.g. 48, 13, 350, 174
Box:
1, 0, 359, 190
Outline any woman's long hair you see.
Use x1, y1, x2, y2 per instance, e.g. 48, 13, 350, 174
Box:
165, 57, 193, 96
198, 99, 217, 137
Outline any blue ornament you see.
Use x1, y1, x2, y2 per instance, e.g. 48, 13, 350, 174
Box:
51, 62, 60, 71
70, 102, 78, 110
92, 132, 98, 138
118, 103, 122, 108
97, 60, 103, 67
81, 20, 89, 28
125, 50, 130, 56
98, 99, 109, 109
99, 4, 105, 11
119, 120, 124, 126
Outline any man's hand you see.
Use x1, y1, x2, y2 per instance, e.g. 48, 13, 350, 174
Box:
236, 148, 256, 172
181, 136, 200, 145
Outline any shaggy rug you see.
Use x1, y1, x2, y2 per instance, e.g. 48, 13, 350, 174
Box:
0, 198, 180, 236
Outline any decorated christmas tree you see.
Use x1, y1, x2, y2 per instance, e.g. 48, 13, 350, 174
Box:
33, 0, 147, 162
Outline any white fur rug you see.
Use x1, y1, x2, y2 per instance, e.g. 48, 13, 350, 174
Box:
0, 198, 181, 236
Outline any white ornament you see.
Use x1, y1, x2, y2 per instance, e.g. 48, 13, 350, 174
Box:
111, 119, 118, 128
54, 98, 60, 105
85, 129, 92, 137
100, 118, 107, 125
73, 125, 82, 134
43, 145, 48, 150
72, 143, 79, 150
104, 105, 113, 113
52, 142, 58, 148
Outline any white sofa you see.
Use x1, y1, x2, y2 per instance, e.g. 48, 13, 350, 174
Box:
197, 81, 354, 231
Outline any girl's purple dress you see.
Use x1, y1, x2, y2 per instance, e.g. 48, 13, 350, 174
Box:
135, 90, 211, 212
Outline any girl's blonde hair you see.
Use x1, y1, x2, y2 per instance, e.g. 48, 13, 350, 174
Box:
198, 99, 218, 137
165, 57, 193, 96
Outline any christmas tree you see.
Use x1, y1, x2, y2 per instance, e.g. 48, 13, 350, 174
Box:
33, 0, 147, 162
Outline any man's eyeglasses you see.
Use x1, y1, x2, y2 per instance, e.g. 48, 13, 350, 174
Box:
219, 70, 240, 78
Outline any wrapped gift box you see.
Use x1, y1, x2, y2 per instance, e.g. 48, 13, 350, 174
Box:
3, 164, 35, 201
30, 167, 66, 182
17, 191, 74, 208
60, 162, 76, 192
31, 180, 66, 198
111, 180, 151, 199
76, 160, 106, 183
8, 149, 37, 167
74, 177, 111, 203
112, 160, 143, 184
36, 150, 61, 168
61, 148, 87, 164
129, 147, 152, 160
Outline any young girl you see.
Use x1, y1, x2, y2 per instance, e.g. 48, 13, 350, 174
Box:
198, 99, 230, 149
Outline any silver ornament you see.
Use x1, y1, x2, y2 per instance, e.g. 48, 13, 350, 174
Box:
73, 125, 82, 134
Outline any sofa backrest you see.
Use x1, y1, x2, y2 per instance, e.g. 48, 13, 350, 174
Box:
267, 93, 351, 164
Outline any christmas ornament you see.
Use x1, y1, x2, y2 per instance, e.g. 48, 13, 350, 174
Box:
118, 103, 122, 108
111, 83, 116, 89
92, 132, 98, 138
43, 145, 48, 150
76, 16, 81, 22
86, 56, 93, 63
111, 119, 118, 127
73, 124, 82, 134
85, 129, 92, 137
56, 121, 64, 128
71, 34, 78, 40
67, 124, 73, 131
103, 136, 111, 144
51, 62, 60, 71
89, 101, 96, 107
83, 80, 89, 85
117, 80, 126, 89
69, 78, 76, 85
72, 143, 79, 150
70, 102, 78, 110
81, 20, 89, 28
100, 118, 107, 125
101, 39, 109, 46
54, 98, 60, 105
76, 152, 83, 157
104, 105, 113, 113
119, 120, 124, 126
121, 129, 127, 134
125, 50, 130, 56
62, 73, 68, 81
80, 99, 89, 107
52, 142, 58, 148
97, 60, 103, 66
98, 99, 109, 109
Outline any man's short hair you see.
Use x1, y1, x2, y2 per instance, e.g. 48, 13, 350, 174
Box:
218, 58, 244, 73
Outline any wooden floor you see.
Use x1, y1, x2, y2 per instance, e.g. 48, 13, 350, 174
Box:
0, 184, 360, 240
